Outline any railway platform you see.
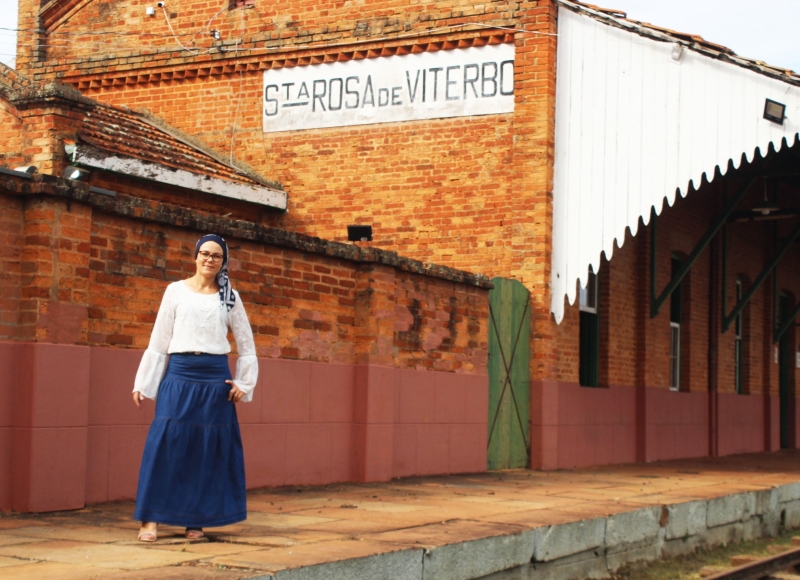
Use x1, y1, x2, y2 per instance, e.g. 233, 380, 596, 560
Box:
2, 451, 800, 579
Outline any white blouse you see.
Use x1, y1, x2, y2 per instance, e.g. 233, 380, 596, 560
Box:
133, 280, 258, 402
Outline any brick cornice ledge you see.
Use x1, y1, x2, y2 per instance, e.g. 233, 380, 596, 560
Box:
0, 171, 493, 289
57, 29, 516, 92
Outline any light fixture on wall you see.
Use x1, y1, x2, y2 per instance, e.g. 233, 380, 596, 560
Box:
13, 165, 38, 174
752, 177, 779, 215
63, 166, 90, 181
347, 225, 373, 242
670, 43, 684, 62
763, 98, 786, 125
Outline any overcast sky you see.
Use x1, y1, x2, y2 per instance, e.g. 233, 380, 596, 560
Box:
0, 0, 798, 72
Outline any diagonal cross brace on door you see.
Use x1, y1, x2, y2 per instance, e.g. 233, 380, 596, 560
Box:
487, 294, 531, 458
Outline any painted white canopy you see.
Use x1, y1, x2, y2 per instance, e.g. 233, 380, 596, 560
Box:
551, 1, 800, 323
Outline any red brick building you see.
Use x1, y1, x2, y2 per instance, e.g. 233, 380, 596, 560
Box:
3, 0, 800, 512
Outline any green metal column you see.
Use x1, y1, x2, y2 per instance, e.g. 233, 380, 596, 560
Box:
779, 294, 791, 449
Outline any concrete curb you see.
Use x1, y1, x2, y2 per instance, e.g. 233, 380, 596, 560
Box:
248, 481, 800, 580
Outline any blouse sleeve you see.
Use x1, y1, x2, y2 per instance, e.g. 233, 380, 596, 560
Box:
229, 292, 258, 403
133, 284, 176, 400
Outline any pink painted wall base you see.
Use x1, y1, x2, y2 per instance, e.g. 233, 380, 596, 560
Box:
2, 344, 795, 513
0, 342, 488, 512
530, 380, 788, 470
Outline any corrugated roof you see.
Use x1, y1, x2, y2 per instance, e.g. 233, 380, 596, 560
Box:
550, 1, 800, 322
559, 0, 800, 86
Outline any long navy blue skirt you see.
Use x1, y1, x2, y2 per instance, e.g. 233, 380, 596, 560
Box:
134, 353, 247, 528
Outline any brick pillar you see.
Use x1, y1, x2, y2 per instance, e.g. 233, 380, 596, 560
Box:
16, 87, 87, 177
15, 0, 45, 75
635, 219, 651, 462
12, 196, 92, 511
352, 263, 398, 482
512, 0, 559, 468
20, 196, 91, 343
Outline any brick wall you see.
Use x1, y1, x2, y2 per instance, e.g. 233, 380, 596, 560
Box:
15, 0, 559, 378
0, 171, 492, 511
552, 173, 797, 397
0, 100, 23, 168
1, 172, 490, 374
0, 195, 22, 339
17, 0, 521, 71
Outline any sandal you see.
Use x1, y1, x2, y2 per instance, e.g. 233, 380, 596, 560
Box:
138, 522, 158, 542
185, 528, 204, 539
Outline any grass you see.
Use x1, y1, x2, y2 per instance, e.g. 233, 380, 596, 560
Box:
611, 528, 800, 579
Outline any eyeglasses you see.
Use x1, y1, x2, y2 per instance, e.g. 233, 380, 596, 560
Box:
198, 251, 224, 262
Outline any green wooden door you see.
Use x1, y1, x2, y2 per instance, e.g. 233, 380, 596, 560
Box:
487, 277, 531, 470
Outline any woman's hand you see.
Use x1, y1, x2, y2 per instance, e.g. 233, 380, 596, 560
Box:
133, 391, 146, 408
226, 380, 245, 403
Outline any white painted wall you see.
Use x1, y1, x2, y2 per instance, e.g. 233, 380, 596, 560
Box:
263, 44, 515, 133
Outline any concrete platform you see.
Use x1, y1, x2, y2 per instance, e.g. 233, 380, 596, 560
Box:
2, 451, 800, 579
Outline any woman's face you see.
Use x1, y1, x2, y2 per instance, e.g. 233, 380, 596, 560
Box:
195, 241, 224, 278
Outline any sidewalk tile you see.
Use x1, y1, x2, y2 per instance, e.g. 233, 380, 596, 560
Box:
209, 539, 415, 572
0, 535, 48, 547
363, 520, 526, 547
0, 561, 126, 579
0, 539, 203, 570
5, 525, 134, 543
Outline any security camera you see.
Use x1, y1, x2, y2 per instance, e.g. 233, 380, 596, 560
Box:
157, 2, 165, 7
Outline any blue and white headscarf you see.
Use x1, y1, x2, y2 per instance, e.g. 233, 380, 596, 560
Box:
194, 234, 236, 312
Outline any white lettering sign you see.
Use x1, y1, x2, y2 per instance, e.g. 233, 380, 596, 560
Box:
263, 44, 515, 132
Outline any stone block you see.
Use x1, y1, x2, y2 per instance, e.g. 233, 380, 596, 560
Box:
529, 549, 609, 580
777, 482, 800, 504
706, 493, 752, 528
665, 500, 707, 540
705, 522, 744, 547
753, 488, 778, 516
271, 548, 424, 580
662, 535, 703, 557
783, 500, 800, 530
422, 530, 538, 580
605, 507, 661, 548
605, 531, 665, 571
742, 517, 764, 541
760, 511, 782, 537
533, 519, 606, 563
479, 549, 610, 580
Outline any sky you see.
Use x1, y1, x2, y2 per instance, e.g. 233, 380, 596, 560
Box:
0, 0, 798, 72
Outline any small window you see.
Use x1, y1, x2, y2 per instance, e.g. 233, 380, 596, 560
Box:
579, 268, 600, 387
669, 257, 682, 391
734, 278, 743, 394
579, 270, 597, 314
229, 0, 254, 8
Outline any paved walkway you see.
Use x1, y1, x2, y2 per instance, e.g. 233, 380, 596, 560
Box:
2, 451, 800, 579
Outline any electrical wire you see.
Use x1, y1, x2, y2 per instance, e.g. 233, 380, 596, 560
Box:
0, 26, 196, 38
4, 19, 557, 63
160, 5, 216, 54
0, 19, 556, 40
193, 2, 231, 41
229, 6, 247, 170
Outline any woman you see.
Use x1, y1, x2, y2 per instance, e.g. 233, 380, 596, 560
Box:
132, 234, 258, 542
